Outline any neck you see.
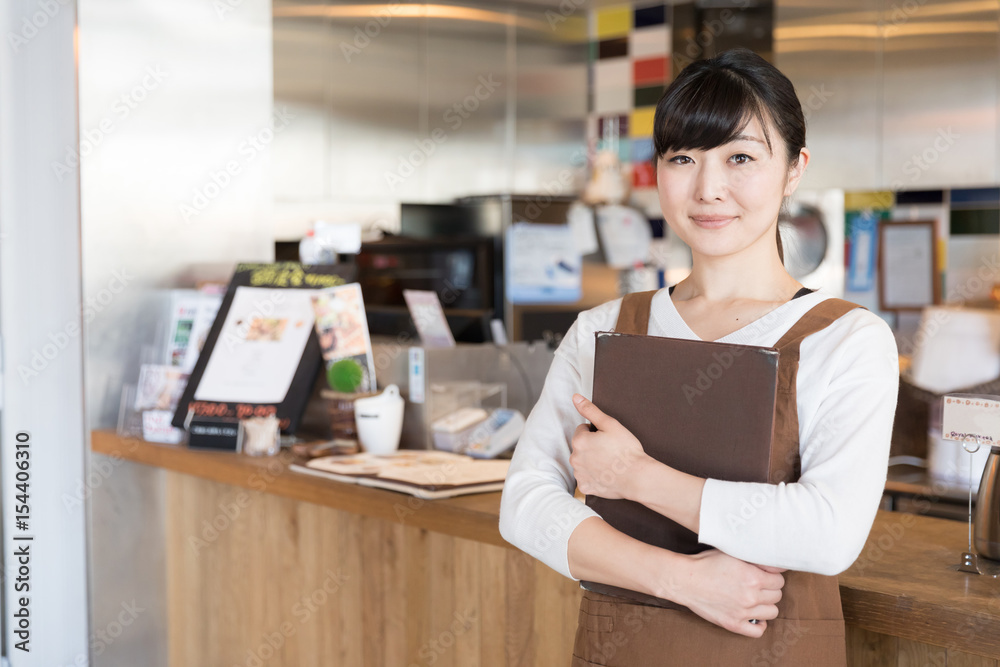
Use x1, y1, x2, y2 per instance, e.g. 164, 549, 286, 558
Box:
676, 236, 799, 303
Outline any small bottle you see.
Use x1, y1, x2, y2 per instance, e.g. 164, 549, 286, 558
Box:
299, 230, 321, 264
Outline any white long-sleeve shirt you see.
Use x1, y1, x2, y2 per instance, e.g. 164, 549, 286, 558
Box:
498, 289, 899, 579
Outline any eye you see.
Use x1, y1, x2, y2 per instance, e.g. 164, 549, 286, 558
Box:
667, 154, 692, 165
730, 153, 754, 164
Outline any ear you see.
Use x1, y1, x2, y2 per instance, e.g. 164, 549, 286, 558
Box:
783, 147, 810, 197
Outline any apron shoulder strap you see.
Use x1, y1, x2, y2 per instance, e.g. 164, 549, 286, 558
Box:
773, 298, 864, 392
770, 297, 865, 482
613, 290, 658, 335
773, 297, 863, 350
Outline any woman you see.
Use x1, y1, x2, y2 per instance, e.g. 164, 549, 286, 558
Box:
498, 48, 898, 665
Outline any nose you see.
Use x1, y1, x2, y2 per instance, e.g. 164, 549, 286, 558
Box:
693, 160, 727, 202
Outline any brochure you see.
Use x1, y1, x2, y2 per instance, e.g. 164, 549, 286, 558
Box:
291, 450, 509, 499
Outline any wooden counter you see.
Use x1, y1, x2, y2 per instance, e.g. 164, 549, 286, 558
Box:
93, 430, 1000, 666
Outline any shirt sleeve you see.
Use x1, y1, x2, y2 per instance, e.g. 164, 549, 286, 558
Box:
498, 316, 604, 580
697, 310, 900, 576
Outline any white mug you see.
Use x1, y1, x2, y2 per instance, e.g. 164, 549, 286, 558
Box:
354, 384, 405, 455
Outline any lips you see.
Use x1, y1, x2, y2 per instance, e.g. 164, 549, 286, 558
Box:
689, 215, 736, 229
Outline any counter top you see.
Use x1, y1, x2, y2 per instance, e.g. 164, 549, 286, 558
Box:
91, 430, 507, 548
839, 511, 1000, 657
93, 430, 1000, 658
885, 463, 970, 503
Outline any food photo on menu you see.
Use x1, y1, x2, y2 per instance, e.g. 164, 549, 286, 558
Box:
310, 283, 377, 393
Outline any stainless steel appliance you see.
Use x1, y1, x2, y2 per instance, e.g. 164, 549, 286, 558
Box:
975, 447, 1000, 560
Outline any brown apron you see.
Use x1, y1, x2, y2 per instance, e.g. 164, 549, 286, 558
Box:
572, 290, 860, 667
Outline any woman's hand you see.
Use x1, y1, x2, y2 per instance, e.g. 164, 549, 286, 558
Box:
670, 549, 786, 638
569, 394, 652, 500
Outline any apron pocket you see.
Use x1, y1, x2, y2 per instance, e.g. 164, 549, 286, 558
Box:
578, 607, 614, 633
573, 608, 616, 666
748, 618, 847, 666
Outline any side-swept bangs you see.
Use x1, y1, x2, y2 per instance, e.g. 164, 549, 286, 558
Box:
653, 64, 773, 161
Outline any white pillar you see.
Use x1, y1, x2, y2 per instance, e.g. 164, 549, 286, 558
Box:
0, 0, 90, 665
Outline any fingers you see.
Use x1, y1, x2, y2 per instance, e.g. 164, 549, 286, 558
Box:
758, 571, 785, 591
757, 586, 783, 607
756, 564, 788, 574
726, 607, 778, 638
572, 394, 615, 431
727, 618, 767, 638
748, 603, 780, 622
571, 423, 592, 443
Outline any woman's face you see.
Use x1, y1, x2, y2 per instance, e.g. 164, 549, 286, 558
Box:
656, 115, 808, 261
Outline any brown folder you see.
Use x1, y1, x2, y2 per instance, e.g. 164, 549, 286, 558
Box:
582, 331, 779, 607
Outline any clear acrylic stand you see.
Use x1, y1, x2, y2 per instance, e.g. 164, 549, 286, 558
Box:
116, 384, 143, 440
956, 437, 1000, 577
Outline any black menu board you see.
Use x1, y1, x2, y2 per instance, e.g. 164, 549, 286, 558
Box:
171, 262, 355, 434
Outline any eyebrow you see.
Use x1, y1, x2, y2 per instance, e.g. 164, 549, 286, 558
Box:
731, 134, 766, 144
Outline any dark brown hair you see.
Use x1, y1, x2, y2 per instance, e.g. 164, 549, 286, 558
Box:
653, 48, 805, 261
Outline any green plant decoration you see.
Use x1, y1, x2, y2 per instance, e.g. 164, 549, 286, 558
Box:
327, 358, 364, 393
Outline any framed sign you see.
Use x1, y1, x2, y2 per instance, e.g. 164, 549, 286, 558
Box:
171, 262, 354, 434
878, 220, 940, 311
